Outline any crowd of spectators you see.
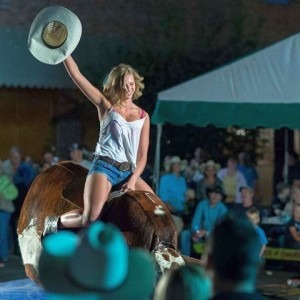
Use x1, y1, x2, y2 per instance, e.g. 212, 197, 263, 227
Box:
157, 147, 300, 260
3, 143, 300, 300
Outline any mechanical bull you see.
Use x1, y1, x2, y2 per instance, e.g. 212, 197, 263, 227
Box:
17, 161, 194, 283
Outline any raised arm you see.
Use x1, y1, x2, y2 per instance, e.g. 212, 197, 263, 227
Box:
63, 56, 111, 110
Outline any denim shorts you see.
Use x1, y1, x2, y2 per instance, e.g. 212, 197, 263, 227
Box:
88, 158, 132, 186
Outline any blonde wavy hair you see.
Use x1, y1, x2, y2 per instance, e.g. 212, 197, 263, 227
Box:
103, 64, 144, 105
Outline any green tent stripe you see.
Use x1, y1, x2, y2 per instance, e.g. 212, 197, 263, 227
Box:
151, 100, 300, 129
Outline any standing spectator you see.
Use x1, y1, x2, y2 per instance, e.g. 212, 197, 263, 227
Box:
271, 182, 291, 216
190, 147, 209, 169
202, 214, 265, 300
196, 160, 223, 202
69, 143, 92, 169
180, 186, 227, 256
246, 207, 268, 256
218, 157, 247, 205
237, 152, 259, 195
283, 186, 300, 218
285, 204, 300, 249
286, 151, 300, 186
189, 147, 209, 184
0, 161, 18, 267
159, 156, 187, 235
2, 146, 35, 254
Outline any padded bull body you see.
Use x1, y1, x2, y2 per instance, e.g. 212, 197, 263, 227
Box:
17, 161, 177, 282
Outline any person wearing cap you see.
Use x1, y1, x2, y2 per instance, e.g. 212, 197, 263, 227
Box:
28, 6, 155, 232
158, 156, 187, 234
180, 186, 227, 256
232, 186, 256, 216
69, 143, 92, 170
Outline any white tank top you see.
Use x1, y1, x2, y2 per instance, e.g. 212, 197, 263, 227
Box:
94, 109, 146, 169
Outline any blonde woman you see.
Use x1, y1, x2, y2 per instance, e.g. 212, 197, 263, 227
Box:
44, 56, 153, 233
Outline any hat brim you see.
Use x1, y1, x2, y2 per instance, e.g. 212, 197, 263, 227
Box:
200, 163, 220, 173
39, 232, 156, 299
28, 6, 82, 65
239, 186, 253, 193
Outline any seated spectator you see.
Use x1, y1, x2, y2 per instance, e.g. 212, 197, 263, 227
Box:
286, 151, 300, 186
0, 161, 19, 268
180, 186, 227, 256
40, 161, 52, 173
237, 151, 259, 191
283, 186, 300, 218
159, 156, 187, 234
69, 143, 92, 169
196, 160, 223, 202
246, 207, 268, 256
202, 214, 265, 300
232, 186, 256, 216
218, 157, 247, 206
42, 150, 59, 166
153, 263, 211, 300
285, 204, 300, 249
271, 182, 291, 216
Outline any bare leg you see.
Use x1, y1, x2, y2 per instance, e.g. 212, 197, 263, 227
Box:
135, 177, 154, 193
60, 174, 112, 228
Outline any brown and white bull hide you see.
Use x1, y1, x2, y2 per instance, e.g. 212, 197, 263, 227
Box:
17, 162, 193, 284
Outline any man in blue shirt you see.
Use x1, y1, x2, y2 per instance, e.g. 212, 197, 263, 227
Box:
180, 186, 227, 256
159, 156, 187, 213
159, 156, 187, 234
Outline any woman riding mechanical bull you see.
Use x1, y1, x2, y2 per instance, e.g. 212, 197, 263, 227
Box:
19, 6, 196, 283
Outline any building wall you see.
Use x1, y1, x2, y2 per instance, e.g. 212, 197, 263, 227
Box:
0, 88, 98, 162
0, 88, 56, 161
1, 1, 299, 47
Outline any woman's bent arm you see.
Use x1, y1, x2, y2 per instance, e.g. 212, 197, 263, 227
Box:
124, 114, 150, 190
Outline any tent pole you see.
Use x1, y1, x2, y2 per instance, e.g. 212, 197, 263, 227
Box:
153, 124, 163, 194
283, 128, 289, 183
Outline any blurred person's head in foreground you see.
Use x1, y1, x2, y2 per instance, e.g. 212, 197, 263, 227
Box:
202, 213, 261, 295
39, 221, 156, 300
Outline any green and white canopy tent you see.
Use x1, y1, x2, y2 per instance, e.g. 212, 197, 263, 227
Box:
151, 33, 300, 191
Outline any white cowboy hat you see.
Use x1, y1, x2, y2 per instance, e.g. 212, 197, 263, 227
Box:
199, 160, 221, 173
39, 221, 156, 300
28, 6, 82, 65
164, 156, 187, 172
